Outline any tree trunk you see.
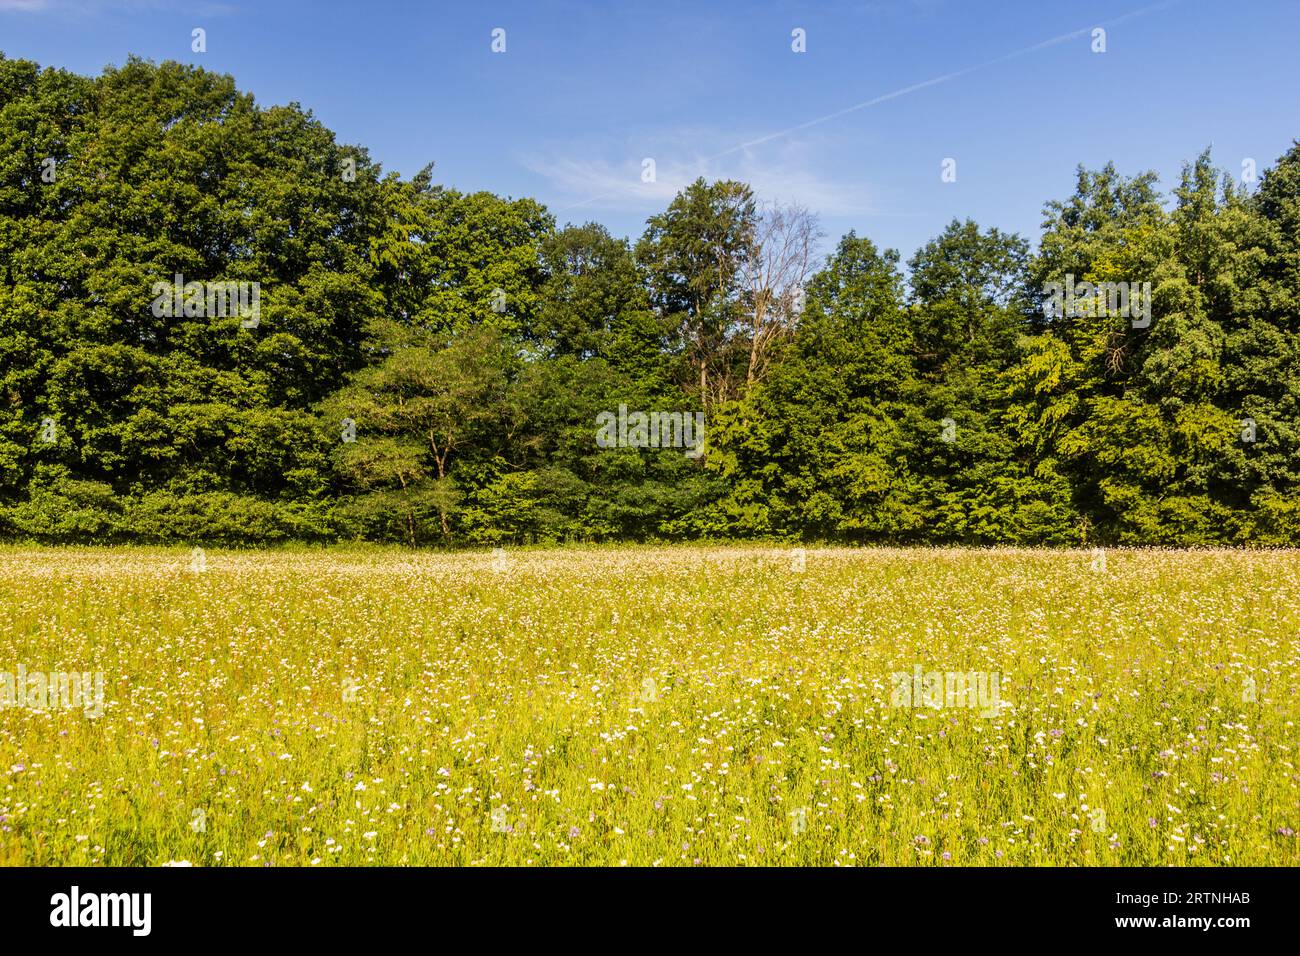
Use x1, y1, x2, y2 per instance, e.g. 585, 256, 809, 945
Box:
433, 445, 450, 541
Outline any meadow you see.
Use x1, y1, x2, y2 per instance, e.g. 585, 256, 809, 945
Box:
0, 544, 1296, 867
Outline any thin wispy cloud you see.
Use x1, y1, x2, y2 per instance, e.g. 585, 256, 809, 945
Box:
549, 0, 1184, 214
525, 135, 881, 221
0, 0, 234, 14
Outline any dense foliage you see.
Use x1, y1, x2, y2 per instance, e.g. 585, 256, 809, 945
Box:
2, 55, 1297, 545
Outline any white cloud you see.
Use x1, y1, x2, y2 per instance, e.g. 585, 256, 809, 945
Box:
0, 0, 234, 14
525, 133, 879, 220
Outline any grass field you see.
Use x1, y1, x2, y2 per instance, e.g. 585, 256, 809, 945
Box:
0, 545, 1296, 867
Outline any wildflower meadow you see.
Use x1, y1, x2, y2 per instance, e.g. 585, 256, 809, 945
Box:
1, 545, 1295, 867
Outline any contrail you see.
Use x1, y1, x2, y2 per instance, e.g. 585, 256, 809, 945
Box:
553, 0, 1183, 214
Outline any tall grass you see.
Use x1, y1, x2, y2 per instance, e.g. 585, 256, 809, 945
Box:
0, 545, 1295, 866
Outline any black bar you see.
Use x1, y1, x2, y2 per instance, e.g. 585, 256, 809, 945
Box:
0, 866, 1292, 944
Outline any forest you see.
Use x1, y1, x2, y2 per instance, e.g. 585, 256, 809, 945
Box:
2, 54, 1298, 546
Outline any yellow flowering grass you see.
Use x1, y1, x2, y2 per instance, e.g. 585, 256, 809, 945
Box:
0, 544, 1296, 866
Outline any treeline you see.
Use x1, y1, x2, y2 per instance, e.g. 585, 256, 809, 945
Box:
2, 54, 1298, 546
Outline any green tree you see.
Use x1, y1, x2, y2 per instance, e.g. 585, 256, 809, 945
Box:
327, 327, 514, 543
636, 178, 757, 413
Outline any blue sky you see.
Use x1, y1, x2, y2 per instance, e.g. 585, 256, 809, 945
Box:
2, 0, 1298, 261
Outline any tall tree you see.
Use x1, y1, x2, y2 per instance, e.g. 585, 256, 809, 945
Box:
635, 178, 757, 413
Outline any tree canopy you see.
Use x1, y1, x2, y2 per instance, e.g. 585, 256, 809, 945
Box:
2, 54, 1298, 545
